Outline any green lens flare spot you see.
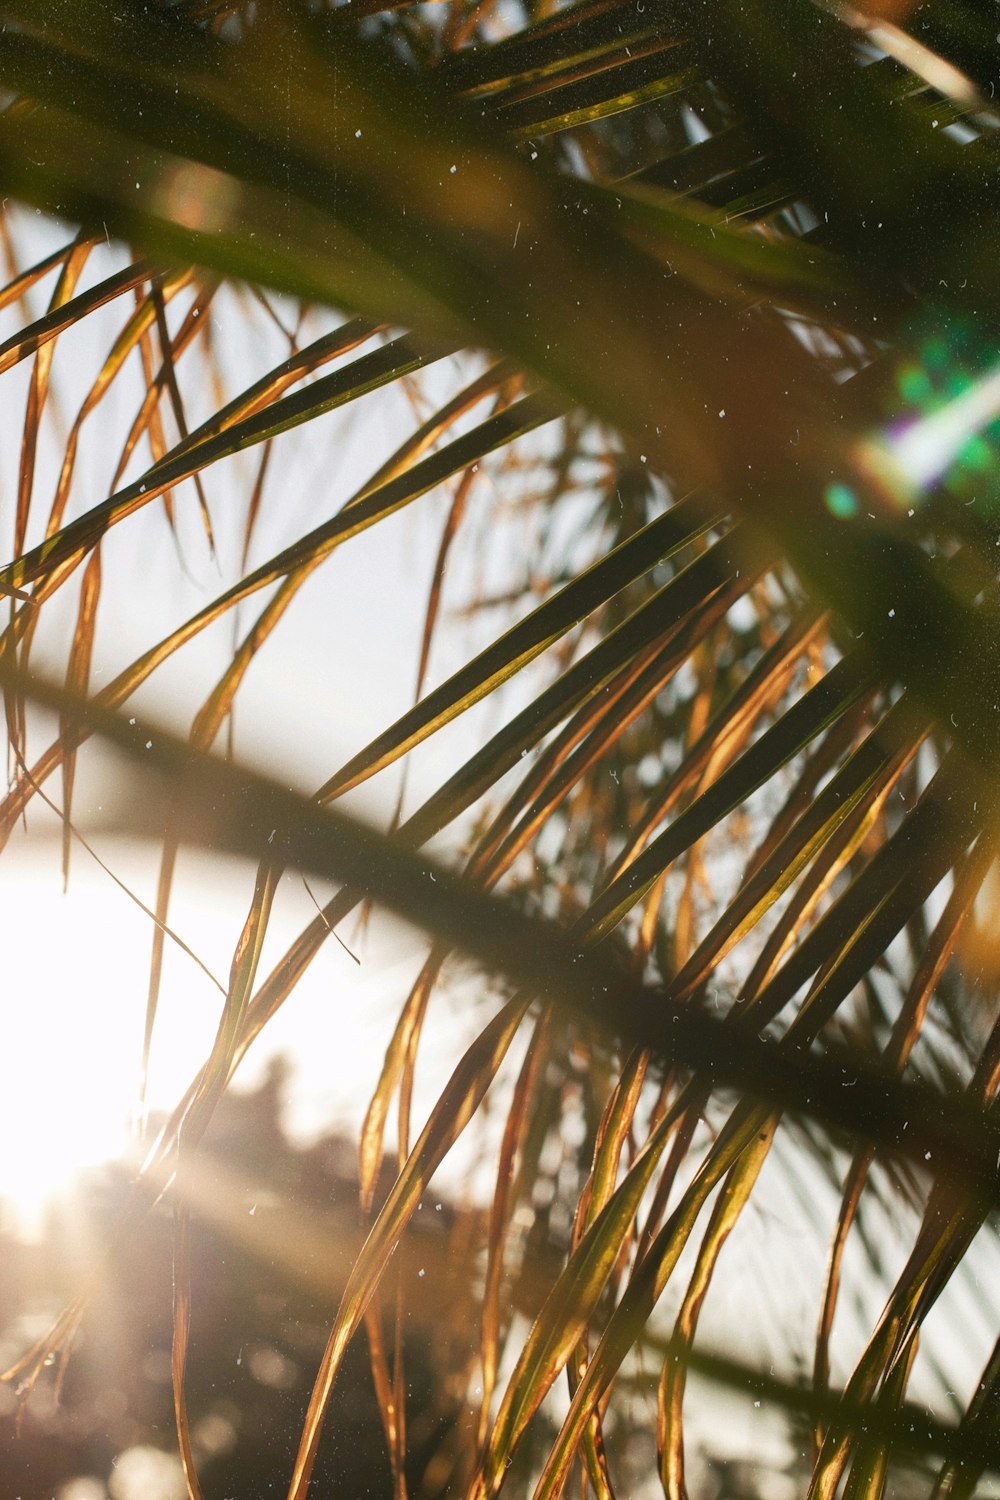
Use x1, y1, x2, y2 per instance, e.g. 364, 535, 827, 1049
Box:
824, 482, 858, 520
898, 365, 932, 405
923, 336, 950, 371
959, 435, 994, 474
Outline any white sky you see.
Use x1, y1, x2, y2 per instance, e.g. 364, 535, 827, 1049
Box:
0, 210, 526, 1233
3, 211, 1000, 1496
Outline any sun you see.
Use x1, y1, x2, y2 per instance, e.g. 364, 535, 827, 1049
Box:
0, 838, 412, 1240
0, 854, 228, 1238
0, 880, 144, 1236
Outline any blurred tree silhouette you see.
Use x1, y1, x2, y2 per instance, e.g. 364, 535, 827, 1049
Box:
2, 2, 1000, 1497
0, 1065, 482, 1500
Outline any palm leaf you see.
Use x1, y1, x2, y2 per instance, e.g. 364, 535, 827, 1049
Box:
2, 3, 1000, 1498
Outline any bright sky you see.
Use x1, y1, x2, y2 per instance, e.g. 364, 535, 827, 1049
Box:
4, 212, 1000, 1461
0, 212, 514, 1236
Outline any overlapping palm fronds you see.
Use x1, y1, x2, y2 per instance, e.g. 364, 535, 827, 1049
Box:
2, 1, 1000, 1496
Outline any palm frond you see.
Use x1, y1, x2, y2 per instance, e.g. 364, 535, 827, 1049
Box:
1, 3, 1000, 1498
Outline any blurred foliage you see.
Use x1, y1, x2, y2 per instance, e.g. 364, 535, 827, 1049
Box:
1, 1066, 490, 1500
2, 1, 1000, 1498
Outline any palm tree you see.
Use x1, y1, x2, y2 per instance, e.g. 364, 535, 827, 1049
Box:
1, 1, 1000, 1496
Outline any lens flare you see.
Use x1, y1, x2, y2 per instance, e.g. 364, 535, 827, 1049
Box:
832, 318, 1000, 518
860, 359, 1000, 500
